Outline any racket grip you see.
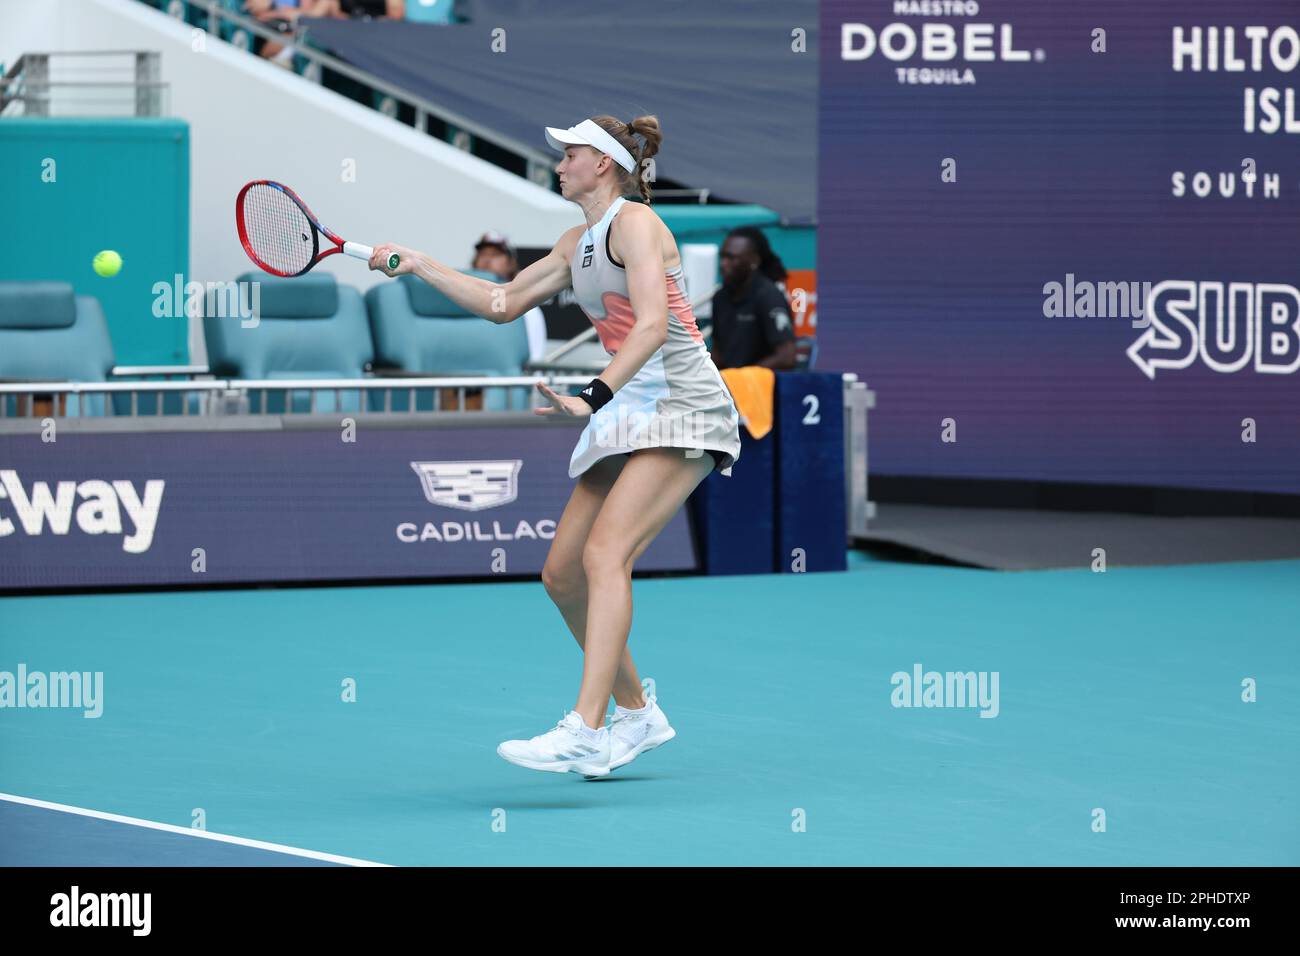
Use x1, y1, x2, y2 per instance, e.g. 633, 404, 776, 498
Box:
343, 242, 400, 272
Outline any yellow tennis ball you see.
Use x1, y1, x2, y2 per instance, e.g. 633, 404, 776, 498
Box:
93, 250, 122, 277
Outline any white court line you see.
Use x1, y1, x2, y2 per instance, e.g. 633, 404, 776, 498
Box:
0, 792, 392, 867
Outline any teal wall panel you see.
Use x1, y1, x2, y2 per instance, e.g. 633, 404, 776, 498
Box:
656, 204, 816, 273
0, 118, 190, 364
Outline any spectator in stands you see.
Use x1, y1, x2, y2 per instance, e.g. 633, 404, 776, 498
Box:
245, 0, 404, 66
294, 0, 406, 17
346, 0, 406, 16
244, 0, 313, 63
472, 232, 548, 365
244, 0, 407, 20
709, 226, 797, 371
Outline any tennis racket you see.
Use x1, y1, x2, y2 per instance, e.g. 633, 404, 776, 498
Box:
235, 180, 399, 277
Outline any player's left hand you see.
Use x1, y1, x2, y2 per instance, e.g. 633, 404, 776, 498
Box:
534, 381, 594, 418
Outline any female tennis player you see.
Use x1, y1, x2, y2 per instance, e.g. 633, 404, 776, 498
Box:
369, 115, 741, 778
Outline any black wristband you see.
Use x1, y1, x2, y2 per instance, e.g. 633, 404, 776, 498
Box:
578, 377, 614, 412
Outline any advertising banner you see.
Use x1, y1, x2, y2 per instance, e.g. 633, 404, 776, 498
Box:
820, 1, 1300, 493
0, 426, 698, 590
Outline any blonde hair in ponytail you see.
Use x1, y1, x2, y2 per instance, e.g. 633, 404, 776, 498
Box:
590, 114, 662, 203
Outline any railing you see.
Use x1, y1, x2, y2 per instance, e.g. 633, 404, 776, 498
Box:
0, 373, 875, 534
141, 1, 735, 202
0, 374, 590, 419
148, 0, 557, 188
0, 51, 168, 117
842, 374, 877, 536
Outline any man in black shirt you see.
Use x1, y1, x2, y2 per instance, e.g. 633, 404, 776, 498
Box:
709, 228, 797, 370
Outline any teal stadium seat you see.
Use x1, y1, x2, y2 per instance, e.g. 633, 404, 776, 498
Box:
294, 32, 331, 79
164, 0, 211, 30
364, 271, 530, 412
156, 0, 263, 55
204, 272, 373, 414
406, 0, 457, 24
214, 0, 254, 51
0, 283, 113, 417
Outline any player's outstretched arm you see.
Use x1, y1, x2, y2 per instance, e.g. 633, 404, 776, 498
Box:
369, 226, 581, 325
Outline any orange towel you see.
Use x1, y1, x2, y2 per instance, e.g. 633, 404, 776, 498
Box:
720, 365, 775, 440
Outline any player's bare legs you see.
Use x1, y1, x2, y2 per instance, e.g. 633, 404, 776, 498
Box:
541, 453, 646, 718
573, 447, 715, 731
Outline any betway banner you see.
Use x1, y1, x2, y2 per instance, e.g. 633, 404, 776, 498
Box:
820, 0, 1300, 494
0, 426, 697, 590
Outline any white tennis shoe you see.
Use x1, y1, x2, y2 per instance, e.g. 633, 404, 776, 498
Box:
497, 711, 611, 776
606, 695, 676, 771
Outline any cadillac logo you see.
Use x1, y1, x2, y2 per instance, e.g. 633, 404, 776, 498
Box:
410, 460, 522, 511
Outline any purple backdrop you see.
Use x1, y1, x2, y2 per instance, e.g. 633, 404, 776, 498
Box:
819, 0, 1300, 493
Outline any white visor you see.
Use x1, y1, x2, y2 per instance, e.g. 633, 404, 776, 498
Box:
544, 119, 637, 173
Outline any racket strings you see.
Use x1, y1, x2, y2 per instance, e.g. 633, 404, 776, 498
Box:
239, 184, 315, 276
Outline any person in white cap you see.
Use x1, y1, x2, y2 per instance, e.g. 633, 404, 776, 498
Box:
368, 114, 741, 779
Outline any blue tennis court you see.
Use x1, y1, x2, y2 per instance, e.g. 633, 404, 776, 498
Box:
4, 550, 1296, 866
